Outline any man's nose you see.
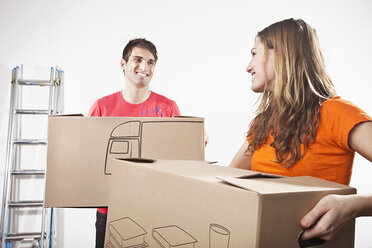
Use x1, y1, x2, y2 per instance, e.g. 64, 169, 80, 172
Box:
140, 61, 148, 71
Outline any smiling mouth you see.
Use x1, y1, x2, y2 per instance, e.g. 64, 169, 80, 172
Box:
137, 72, 149, 77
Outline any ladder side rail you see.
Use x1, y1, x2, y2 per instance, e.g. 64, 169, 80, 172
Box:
0, 68, 18, 248
45, 67, 58, 248
53, 68, 59, 115
58, 70, 65, 114
13, 66, 24, 239
43, 67, 63, 247
48, 68, 55, 116
41, 68, 52, 248
55, 68, 63, 114
41, 66, 57, 248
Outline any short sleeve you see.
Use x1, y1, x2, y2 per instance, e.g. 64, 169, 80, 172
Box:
88, 100, 101, 117
322, 98, 372, 151
170, 101, 181, 117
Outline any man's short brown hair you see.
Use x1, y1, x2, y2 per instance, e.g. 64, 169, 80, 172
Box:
122, 38, 158, 62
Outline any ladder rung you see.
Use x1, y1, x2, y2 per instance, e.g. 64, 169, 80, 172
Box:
6, 232, 45, 241
8, 200, 43, 208
11, 169, 45, 175
13, 139, 47, 145
17, 79, 51, 86
15, 109, 49, 115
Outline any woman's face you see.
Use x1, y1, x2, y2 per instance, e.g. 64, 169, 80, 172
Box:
246, 38, 275, 93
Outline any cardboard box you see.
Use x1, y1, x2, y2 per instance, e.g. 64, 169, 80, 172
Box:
45, 116, 204, 207
105, 159, 355, 248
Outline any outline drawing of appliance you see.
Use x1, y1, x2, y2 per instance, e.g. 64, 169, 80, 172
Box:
209, 224, 230, 248
107, 217, 148, 248
104, 120, 203, 175
152, 225, 197, 248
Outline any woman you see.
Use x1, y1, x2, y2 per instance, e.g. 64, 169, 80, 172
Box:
229, 18, 372, 241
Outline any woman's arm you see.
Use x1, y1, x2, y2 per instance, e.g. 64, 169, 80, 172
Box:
228, 140, 252, 170
300, 121, 372, 241
348, 121, 372, 162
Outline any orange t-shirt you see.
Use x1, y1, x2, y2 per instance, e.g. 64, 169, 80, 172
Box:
251, 97, 372, 185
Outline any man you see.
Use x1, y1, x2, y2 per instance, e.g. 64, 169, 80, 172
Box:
88, 38, 180, 248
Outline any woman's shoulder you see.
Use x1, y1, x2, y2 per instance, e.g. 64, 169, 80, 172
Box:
321, 96, 371, 122
323, 96, 349, 106
321, 96, 361, 113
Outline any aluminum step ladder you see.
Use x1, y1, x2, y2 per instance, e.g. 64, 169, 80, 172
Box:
0, 66, 64, 248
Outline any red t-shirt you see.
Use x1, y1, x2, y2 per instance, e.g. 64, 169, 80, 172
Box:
251, 97, 372, 185
88, 91, 180, 214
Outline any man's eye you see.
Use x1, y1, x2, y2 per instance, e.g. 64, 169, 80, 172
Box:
148, 62, 155, 66
251, 52, 256, 57
134, 59, 141, 63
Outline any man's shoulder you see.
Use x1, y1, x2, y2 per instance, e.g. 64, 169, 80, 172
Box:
94, 91, 123, 109
151, 91, 176, 105
89, 91, 122, 116
97, 91, 122, 103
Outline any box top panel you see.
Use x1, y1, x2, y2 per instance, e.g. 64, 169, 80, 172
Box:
115, 159, 354, 195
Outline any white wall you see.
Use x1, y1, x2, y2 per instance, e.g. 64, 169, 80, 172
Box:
0, 0, 371, 247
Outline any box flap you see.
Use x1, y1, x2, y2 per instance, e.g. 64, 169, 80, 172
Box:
217, 175, 353, 194
173, 115, 203, 119
50, 113, 84, 117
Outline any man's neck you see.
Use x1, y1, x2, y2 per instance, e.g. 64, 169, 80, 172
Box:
122, 83, 151, 104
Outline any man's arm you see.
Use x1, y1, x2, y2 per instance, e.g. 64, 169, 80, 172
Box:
229, 140, 252, 170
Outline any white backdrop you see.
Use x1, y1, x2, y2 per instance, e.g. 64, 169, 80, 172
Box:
0, 0, 371, 247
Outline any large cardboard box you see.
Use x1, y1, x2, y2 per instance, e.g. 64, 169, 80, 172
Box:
105, 159, 355, 248
45, 116, 204, 207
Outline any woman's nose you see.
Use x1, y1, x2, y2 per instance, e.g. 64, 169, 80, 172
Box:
246, 62, 253, 73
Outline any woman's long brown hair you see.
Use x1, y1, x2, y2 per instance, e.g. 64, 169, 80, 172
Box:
247, 18, 337, 167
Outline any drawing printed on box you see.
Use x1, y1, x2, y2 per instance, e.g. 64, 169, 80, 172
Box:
209, 224, 230, 248
152, 225, 198, 248
106, 217, 148, 248
105, 121, 141, 175
106, 217, 231, 248
104, 120, 203, 175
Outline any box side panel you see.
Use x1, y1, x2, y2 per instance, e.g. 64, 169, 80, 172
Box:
45, 117, 114, 207
105, 163, 260, 247
141, 121, 204, 160
258, 190, 355, 248
45, 117, 205, 207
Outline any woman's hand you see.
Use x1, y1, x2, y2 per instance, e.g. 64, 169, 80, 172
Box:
300, 194, 372, 241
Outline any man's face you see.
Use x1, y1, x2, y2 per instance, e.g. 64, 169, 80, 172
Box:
121, 47, 156, 87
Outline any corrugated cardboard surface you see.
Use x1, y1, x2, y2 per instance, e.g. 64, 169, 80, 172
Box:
44, 116, 204, 207
105, 159, 355, 248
